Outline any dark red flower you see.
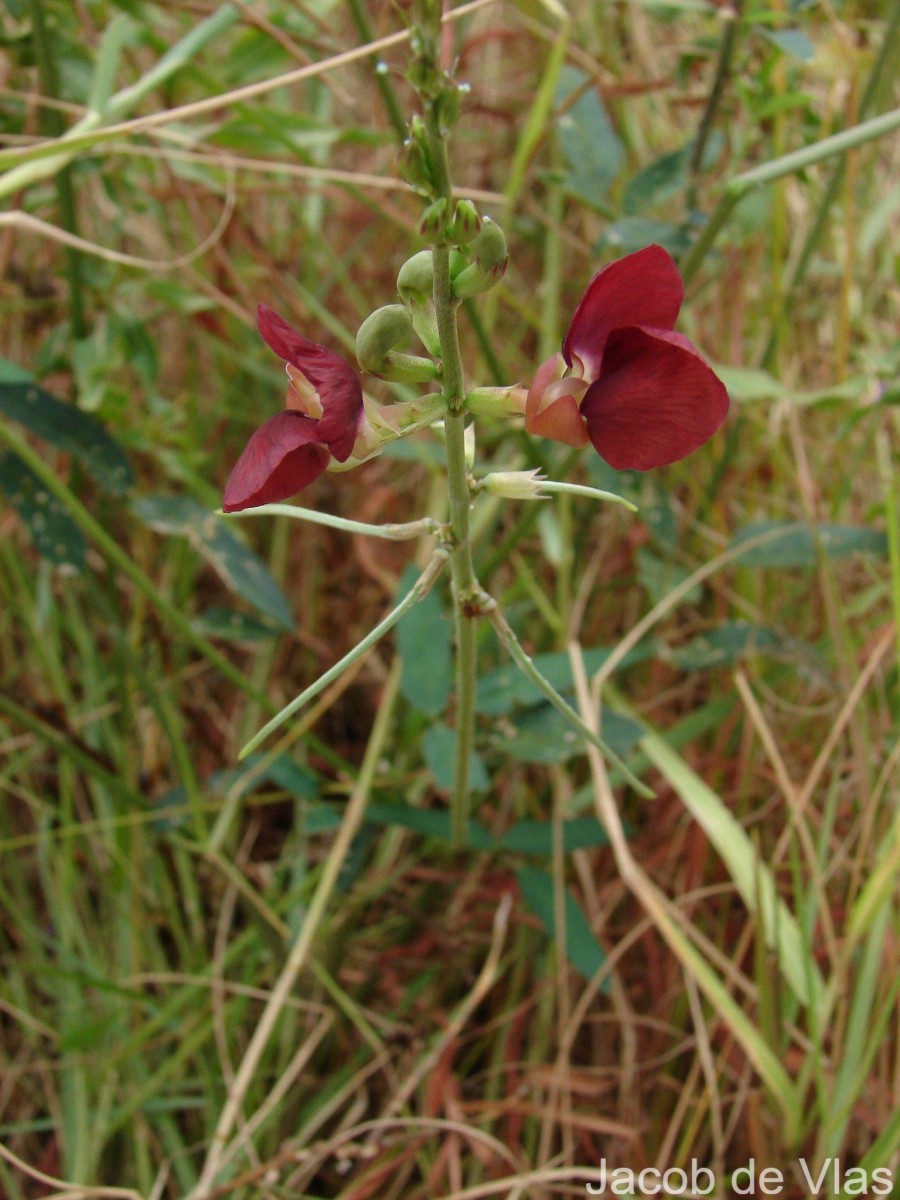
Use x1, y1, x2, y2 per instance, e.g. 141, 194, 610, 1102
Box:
223, 305, 366, 512
526, 245, 728, 470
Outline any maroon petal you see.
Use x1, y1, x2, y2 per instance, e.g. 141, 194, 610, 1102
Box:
257, 304, 363, 462
525, 356, 590, 447
223, 411, 330, 512
580, 326, 729, 471
562, 245, 684, 380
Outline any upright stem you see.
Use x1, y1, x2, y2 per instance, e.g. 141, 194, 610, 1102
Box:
685, 0, 742, 215
425, 104, 480, 848
30, 0, 87, 339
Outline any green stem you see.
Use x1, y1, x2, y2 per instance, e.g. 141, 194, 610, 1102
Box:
194, 658, 404, 1199
0, 418, 271, 710
488, 603, 653, 799
222, 505, 446, 541
537, 480, 637, 510
444, 409, 479, 847
426, 106, 480, 847
685, 0, 742, 214
30, 0, 87, 338
347, 0, 408, 142
758, 0, 900, 366
681, 105, 900, 287
239, 549, 448, 760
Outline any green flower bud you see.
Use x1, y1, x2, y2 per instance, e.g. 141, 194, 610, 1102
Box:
397, 250, 434, 303
397, 250, 441, 357
464, 421, 476, 471
447, 199, 482, 246
434, 82, 462, 131
449, 248, 468, 279
481, 469, 547, 500
465, 385, 527, 418
399, 116, 434, 195
472, 216, 508, 275
451, 217, 509, 299
419, 196, 449, 240
356, 304, 438, 384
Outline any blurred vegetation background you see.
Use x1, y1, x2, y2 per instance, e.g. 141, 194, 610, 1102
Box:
0, 0, 898, 1196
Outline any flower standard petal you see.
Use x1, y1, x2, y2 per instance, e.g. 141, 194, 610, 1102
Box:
562, 244, 684, 379
223, 412, 330, 512
257, 304, 364, 463
580, 326, 729, 471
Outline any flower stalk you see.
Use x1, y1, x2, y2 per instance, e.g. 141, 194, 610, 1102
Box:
238, 549, 448, 760
423, 88, 481, 848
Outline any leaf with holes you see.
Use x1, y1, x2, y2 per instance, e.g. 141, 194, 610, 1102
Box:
0, 360, 134, 494
132, 494, 293, 629
0, 452, 87, 570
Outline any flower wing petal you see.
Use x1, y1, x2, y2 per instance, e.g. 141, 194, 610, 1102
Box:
257, 304, 363, 462
525, 356, 590, 447
562, 245, 684, 379
580, 326, 729, 471
223, 412, 329, 512
526, 391, 590, 447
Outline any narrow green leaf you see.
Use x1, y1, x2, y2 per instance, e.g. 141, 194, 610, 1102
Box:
87, 14, 134, 115
622, 135, 722, 215
497, 816, 608, 854
132, 495, 293, 629
715, 364, 782, 401
363, 802, 493, 848
555, 66, 624, 207
106, 4, 240, 121
495, 704, 643, 766
730, 521, 888, 567
669, 620, 827, 677
503, 21, 569, 208
422, 723, 489, 792
759, 27, 816, 60
192, 607, 281, 642
396, 564, 453, 716
597, 218, 692, 256
477, 642, 657, 715
0, 452, 87, 570
636, 726, 825, 1011
637, 548, 702, 607
517, 866, 609, 988
0, 367, 134, 494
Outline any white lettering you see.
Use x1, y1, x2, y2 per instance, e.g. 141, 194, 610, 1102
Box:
733, 1160, 756, 1194
799, 1158, 832, 1193
663, 1167, 687, 1194
872, 1167, 893, 1195
692, 1164, 715, 1195
759, 1167, 784, 1194
844, 1167, 869, 1196
585, 1159, 607, 1194
637, 1168, 661, 1194
610, 1166, 635, 1194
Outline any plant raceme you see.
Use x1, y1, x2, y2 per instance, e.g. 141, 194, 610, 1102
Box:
223, 244, 728, 513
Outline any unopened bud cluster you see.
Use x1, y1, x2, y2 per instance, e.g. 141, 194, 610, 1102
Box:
354, 203, 508, 384
354, 5, 508, 404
